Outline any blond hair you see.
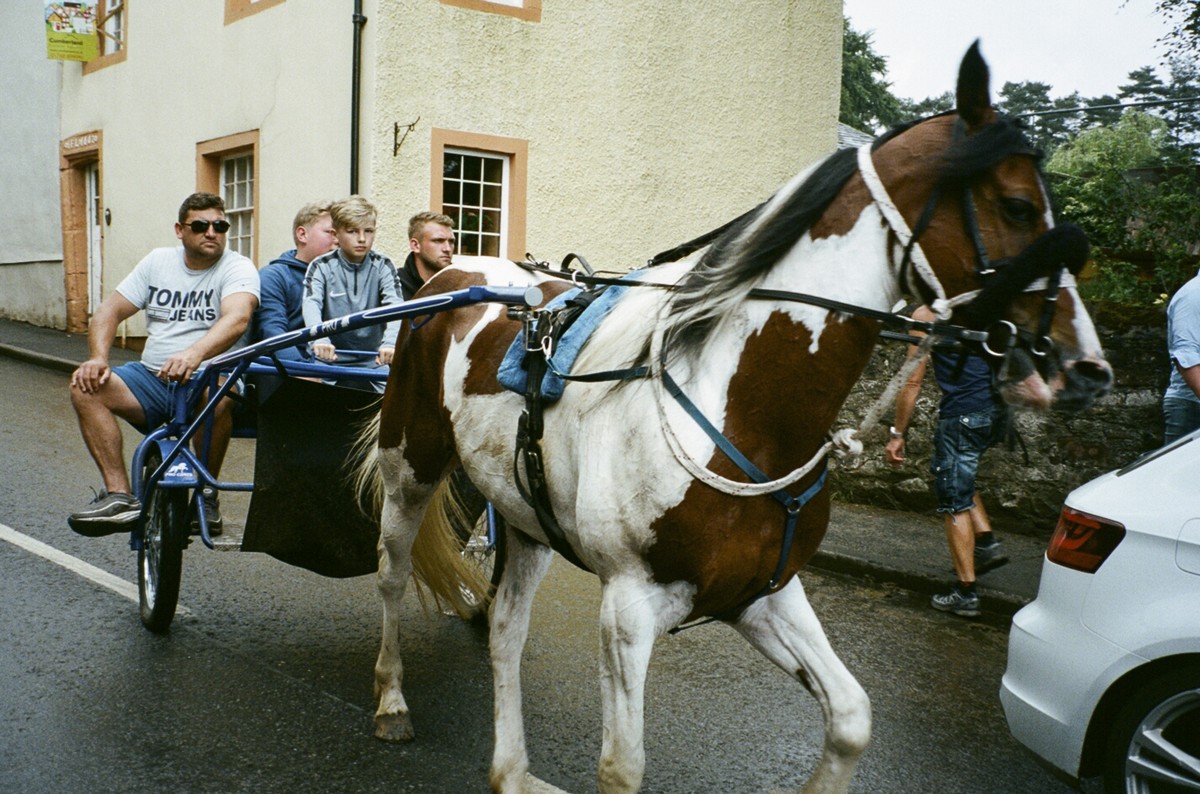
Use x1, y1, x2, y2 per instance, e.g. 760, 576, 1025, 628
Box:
292, 201, 332, 245
330, 195, 378, 230
408, 211, 455, 241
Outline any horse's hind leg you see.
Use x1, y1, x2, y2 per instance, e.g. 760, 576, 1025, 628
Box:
489, 528, 555, 793
733, 578, 871, 794
372, 479, 430, 742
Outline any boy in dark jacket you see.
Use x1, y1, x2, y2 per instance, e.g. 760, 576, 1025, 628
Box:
255, 202, 337, 359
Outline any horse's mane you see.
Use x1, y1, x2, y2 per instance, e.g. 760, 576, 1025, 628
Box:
658, 111, 1038, 362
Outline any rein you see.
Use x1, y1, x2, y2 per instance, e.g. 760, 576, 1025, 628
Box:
506, 116, 1077, 618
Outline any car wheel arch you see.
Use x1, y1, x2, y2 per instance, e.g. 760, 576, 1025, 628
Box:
1079, 653, 1200, 778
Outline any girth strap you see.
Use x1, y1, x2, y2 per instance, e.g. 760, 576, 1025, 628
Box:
512, 299, 595, 572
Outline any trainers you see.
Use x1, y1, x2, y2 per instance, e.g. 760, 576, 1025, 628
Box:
191, 486, 223, 536
931, 586, 981, 618
974, 541, 1009, 572
68, 489, 141, 537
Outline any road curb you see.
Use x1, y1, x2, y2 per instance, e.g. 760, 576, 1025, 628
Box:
809, 549, 1028, 624
0, 343, 79, 374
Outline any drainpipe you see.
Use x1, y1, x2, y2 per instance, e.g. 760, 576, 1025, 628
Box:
350, 0, 366, 194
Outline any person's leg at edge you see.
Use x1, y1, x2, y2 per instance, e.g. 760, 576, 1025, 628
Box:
70, 373, 146, 496
943, 509, 976, 586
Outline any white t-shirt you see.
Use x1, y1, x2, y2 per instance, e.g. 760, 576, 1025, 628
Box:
116, 246, 260, 372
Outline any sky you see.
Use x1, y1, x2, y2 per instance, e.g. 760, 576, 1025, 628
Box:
842, 0, 1176, 102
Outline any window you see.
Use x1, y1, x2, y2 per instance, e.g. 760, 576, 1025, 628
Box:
431, 129, 527, 260
443, 150, 507, 257
221, 154, 254, 257
197, 131, 259, 263
439, 0, 541, 22
83, 0, 127, 73
225, 0, 287, 25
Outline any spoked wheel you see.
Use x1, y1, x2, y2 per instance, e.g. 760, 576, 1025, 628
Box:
138, 448, 187, 633
458, 506, 506, 618
466, 507, 506, 588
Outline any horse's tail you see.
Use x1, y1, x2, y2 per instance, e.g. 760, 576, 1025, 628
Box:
349, 410, 491, 619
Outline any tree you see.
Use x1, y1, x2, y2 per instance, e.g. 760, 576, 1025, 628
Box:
840, 18, 904, 133
996, 81, 1084, 154
1150, 0, 1200, 58
899, 91, 953, 120
1047, 111, 1200, 309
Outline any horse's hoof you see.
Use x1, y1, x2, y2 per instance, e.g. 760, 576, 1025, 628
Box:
373, 712, 415, 742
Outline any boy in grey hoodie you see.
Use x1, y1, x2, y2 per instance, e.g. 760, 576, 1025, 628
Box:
301, 195, 403, 392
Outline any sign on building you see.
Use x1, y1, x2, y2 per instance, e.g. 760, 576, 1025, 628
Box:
45, 1, 98, 62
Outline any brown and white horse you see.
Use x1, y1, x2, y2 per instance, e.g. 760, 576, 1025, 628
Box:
361, 44, 1112, 792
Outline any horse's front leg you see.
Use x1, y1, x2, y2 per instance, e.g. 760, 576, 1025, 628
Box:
732, 577, 871, 794
372, 488, 425, 742
489, 528, 555, 794
596, 576, 691, 793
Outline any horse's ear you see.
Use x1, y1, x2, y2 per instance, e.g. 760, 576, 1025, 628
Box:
956, 40, 994, 130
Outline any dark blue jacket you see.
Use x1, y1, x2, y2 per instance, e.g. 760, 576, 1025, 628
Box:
254, 249, 310, 360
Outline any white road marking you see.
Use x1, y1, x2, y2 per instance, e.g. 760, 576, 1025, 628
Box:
0, 522, 190, 615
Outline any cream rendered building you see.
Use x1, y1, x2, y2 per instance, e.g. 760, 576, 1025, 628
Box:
43, 0, 840, 339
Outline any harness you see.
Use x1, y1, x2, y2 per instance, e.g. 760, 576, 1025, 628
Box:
505, 120, 1084, 616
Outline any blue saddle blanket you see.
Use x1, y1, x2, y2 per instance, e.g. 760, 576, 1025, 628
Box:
497, 279, 638, 401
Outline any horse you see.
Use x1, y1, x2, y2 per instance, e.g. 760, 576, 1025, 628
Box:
358, 43, 1114, 793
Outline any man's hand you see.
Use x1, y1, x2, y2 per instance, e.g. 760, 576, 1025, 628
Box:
885, 436, 906, 467
313, 342, 337, 361
376, 346, 395, 367
71, 356, 111, 394
157, 348, 205, 383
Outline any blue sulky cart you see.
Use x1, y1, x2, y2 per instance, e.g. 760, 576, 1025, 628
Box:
128, 285, 539, 632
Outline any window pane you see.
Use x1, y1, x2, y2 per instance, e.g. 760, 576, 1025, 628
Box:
463, 157, 482, 181
481, 234, 499, 257
483, 158, 503, 183
463, 182, 481, 207
483, 183, 501, 208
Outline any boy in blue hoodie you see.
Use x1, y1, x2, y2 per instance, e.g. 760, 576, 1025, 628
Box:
302, 195, 404, 391
255, 202, 337, 359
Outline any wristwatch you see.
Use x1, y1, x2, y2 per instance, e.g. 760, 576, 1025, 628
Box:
888, 426, 906, 440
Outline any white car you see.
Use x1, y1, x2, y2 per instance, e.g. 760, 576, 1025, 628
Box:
1001, 430, 1200, 791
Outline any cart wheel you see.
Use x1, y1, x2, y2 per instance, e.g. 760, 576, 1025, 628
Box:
460, 508, 506, 613
138, 448, 186, 633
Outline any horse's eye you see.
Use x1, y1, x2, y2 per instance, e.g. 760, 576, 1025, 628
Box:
1001, 198, 1038, 226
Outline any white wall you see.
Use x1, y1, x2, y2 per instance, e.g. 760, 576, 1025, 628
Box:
0, 0, 66, 326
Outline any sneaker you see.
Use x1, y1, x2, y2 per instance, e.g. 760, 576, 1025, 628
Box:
191, 486, 223, 536
68, 489, 141, 537
931, 586, 981, 618
974, 541, 1009, 572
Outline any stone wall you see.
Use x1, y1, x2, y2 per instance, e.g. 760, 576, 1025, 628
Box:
830, 323, 1169, 536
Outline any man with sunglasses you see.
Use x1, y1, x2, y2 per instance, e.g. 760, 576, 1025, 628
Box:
68, 192, 259, 536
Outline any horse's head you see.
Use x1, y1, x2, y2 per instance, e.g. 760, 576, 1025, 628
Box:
869, 42, 1113, 412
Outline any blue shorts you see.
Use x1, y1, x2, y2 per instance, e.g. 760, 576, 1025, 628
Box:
929, 405, 1004, 514
112, 362, 238, 433
112, 362, 178, 432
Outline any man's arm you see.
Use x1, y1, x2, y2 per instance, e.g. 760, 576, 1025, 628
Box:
71, 292, 141, 394
1177, 361, 1200, 400
885, 305, 934, 467
157, 292, 258, 383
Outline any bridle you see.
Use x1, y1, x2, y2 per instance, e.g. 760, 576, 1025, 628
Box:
507, 112, 1083, 621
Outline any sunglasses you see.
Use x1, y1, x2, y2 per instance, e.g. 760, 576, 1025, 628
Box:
184, 219, 231, 234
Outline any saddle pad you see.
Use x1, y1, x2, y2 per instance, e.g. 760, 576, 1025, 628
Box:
497, 278, 638, 401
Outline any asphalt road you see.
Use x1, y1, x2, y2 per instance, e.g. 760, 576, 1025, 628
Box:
0, 357, 1071, 793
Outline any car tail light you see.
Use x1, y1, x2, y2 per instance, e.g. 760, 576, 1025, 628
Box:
1047, 506, 1126, 573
